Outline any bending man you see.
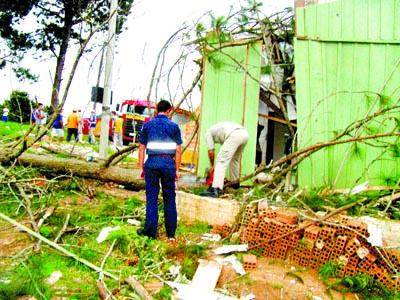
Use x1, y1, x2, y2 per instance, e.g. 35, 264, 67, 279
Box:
201, 121, 249, 198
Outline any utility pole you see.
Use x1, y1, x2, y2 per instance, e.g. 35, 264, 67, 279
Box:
99, 0, 118, 159
93, 47, 105, 111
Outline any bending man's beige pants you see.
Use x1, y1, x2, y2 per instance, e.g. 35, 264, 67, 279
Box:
212, 128, 249, 189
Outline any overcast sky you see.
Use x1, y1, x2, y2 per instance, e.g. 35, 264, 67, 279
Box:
0, 0, 293, 116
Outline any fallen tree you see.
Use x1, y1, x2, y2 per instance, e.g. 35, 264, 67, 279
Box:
3, 153, 145, 189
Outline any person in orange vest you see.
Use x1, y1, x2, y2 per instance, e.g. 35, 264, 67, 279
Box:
113, 113, 124, 148
66, 109, 80, 142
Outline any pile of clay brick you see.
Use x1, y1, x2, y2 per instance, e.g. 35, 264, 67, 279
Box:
231, 202, 400, 291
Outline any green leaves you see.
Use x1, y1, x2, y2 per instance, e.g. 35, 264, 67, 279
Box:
319, 261, 341, 281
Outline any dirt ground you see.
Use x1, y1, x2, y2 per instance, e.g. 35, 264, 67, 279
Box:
218, 257, 357, 300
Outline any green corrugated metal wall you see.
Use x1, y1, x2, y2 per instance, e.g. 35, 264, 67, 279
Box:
295, 0, 400, 188
197, 42, 261, 179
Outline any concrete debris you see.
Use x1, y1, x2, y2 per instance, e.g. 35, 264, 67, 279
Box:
364, 218, 384, 247
202, 233, 222, 242
213, 244, 248, 255
168, 259, 236, 300
191, 259, 222, 291
96, 226, 120, 243
168, 281, 238, 300
215, 255, 246, 275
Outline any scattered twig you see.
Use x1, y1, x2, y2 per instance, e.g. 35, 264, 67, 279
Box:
125, 276, 152, 300
99, 239, 117, 280
37, 206, 55, 228
54, 213, 70, 243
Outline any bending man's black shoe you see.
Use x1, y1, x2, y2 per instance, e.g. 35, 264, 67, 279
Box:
137, 228, 156, 239
230, 183, 240, 190
200, 187, 222, 198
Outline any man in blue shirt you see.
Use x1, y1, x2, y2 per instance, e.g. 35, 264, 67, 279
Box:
51, 109, 64, 142
137, 100, 182, 240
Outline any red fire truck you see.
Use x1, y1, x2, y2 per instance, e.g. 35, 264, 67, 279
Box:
115, 99, 155, 145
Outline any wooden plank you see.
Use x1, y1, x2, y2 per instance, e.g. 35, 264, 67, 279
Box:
308, 40, 326, 186
305, 4, 317, 37
295, 39, 313, 187
328, 0, 342, 40
323, 43, 338, 184
367, 0, 381, 41
341, 0, 355, 40
395, 0, 400, 40
380, 0, 395, 41
316, 2, 329, 38
353, 0, 368, 41
296, 7, 306, 37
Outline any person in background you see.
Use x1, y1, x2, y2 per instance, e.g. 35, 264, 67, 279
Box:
77, 109, 83, 142
110, 111, 116, 144
137, 100, 182, 240
66, 109, 80, 142
33, 103, 45, 135
88, 110, 97, 144
2, 107, 9, 122
52, 109, 64, 142
113, 113, 124, 148
200, 121, 249, 198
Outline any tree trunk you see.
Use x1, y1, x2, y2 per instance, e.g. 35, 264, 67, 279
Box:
4, 153, 145, 189
51, 13, 73, 109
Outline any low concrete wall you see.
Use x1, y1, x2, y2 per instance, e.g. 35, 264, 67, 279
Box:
176, 191, 240, 226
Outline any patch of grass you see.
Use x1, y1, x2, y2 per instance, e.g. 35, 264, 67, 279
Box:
0, 121, 30, 141
176, 221, 211, 235
39, 225, 55, 238
107, 226, 136, 254
328, 274, 398, 299
100, 197, 124, 217
153, 285, 173, 300
0, 251, 99, 299
125, 196, 144, 213
181, 257, 197, 279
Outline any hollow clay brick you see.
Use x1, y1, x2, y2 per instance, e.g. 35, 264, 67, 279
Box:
358, 253, 376, 272
276, 210, 298, 225
345, 237, 361, 255
319, 226, 336, 240
304, 225, 320, 241
258, 201, 269, 216
243, 254, 257, 271
290, 249, 301, 265
265, 209, 277, 219
249, 217, 260, 228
